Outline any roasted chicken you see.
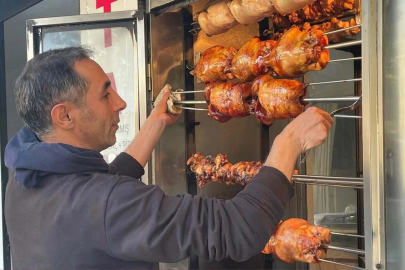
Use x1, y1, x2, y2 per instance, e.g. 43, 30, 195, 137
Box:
230, 38, 277, 82
262, 218, 331, 263
192, 27, 329, 82
187, 152, 262, 188
271, 0, 356, 27
205, 82, 252, 122
229, 0, 275, 25
190, 45, 237, 83
269, 25, 329, 78
271, 0, 317, 15
273, 19, 360, 43
319, 17, 360, 43
251, 75, 307, 125
196, 1, 239, 36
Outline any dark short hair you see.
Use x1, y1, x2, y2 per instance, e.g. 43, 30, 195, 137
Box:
15, 46, 93, 138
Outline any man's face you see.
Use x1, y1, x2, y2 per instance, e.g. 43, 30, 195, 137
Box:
73, 58, 127, 152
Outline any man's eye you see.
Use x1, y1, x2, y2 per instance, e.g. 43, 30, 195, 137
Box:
104, 93, 110, 98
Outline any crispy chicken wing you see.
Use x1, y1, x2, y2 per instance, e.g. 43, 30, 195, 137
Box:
228, 161, 262, 185
251, 75, 307, 125
269, 25, 329, 77
187, 153, 262, 188
191, 46, 238, 83
187, 153, 217, 188
230, 38, 277, 82
262, 218, 331, 263
205, 82, 252, 123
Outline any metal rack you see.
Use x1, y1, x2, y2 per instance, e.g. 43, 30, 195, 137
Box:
182, 21, 365, 269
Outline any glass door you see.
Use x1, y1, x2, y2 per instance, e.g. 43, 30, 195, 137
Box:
26, 11, 149, 182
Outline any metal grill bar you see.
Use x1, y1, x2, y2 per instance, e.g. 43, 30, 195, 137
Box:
318, 259, 365, 270
324, 40, 362, 49
308, 78, 362, 86
323, 24, 362, 35
330, 56, 362, 62
321, 244, 365, 255
331, 232, 365, 238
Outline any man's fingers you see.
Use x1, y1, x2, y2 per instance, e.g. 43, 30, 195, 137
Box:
322, 118, 332, 131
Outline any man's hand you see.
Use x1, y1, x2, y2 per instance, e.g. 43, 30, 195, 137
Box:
264, 107, 333, 180
281, 107, 333, 154
150, 85, 182, 127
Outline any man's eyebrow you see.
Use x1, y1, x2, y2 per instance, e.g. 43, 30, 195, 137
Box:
101, 81, 111, 93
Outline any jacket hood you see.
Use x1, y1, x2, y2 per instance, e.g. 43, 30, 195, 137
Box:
5, 126, 110, 188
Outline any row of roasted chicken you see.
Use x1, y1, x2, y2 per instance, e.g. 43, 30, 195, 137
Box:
196, 0, 356, 36
205, 75, 306, 125
191, 24, 329, 83
187, 152, 331, 264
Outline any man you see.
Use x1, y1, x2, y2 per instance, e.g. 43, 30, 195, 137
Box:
5, 47, 333, 269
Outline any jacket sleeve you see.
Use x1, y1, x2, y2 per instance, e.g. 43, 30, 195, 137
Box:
108, 152, 144, 179
104, 166, 293, 263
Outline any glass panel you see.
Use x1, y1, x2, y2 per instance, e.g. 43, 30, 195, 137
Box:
306, 49, 362, 269
41, 21, 137, 163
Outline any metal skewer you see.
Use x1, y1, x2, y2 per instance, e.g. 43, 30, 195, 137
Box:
320, 244, 365, 256
334, 115, 362, 119
330, 56, 362, 62
174, 100, 207, 105
323, 24, 362, 36
177, 90, 205, 94
303, 96, 360, 102
307, 78, 362, 86
175, 106, 208, 111
318, 258, 365, 270
173, 96, 361, 105
331, 232, 365, 238
324, 40, 362, 50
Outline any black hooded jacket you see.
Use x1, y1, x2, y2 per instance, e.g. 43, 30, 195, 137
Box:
4, 126, 293, 269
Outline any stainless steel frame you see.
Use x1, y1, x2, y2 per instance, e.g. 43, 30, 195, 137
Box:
362, 0, 385, 269
381, 0, 405, 269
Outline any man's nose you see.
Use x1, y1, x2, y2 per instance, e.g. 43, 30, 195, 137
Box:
114, 92, 127, 112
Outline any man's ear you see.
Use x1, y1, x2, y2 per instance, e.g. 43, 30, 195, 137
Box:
50, 103, 75, 130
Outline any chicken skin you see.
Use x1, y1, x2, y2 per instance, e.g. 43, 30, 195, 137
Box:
197, 1, 238, 36
271, 0, 316, 15
262, 218, 331, 263
251, 75, 307, 125
191, 45, 238, 83
228, 0, 276, 25
269, 25, 330, 78
230, 38, 277, 82
205, 82, 252, 123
